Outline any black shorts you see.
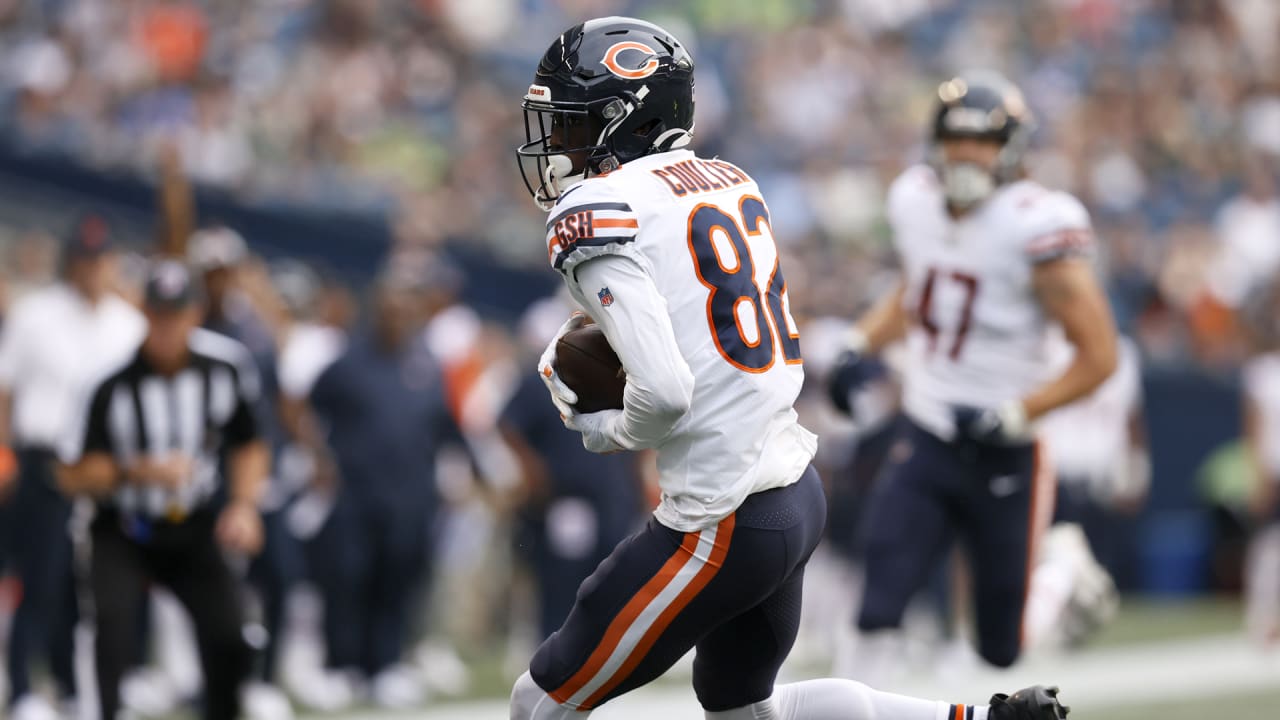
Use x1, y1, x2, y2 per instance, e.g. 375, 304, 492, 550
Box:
529, 465, 825, 712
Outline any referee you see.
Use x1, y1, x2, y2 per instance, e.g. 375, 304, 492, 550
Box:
61, 260, 269, 720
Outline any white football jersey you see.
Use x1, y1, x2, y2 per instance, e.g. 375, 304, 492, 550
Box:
1038, 336, 1142, 494
1244, 352, 1280, 479
888, 164, 1095, 441
545, 149, 817, 531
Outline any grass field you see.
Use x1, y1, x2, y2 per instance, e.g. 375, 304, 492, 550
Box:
42, 596, 1272, 719
1066, 597, 1280, 719
391, 597, 1280, 719
1099, 690, 1279, 720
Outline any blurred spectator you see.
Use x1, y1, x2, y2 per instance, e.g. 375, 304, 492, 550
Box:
305, 267, 470, 709
500, 297, 646, 640
0, 0, 1277, 370
138, 0, 209, 83
4, 231, 59, 302
1191, 158, 1280, 358
275, 263, 352, 478
0, 213, 145, 720
274, 260, 350, 454
268, 262, 353, 713
188, 225, 276, 358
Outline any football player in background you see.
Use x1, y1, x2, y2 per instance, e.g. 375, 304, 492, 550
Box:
1025, 335, 1146, 652
828, 72, 1118, 682
511, 18, 1068, 720
1241, 278, 1280, 645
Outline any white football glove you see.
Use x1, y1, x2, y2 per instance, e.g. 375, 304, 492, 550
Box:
538, 312, 588, 420
952, 400, 1032, 445
565, 409, 626, 454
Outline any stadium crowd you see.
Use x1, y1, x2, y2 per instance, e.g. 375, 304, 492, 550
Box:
2, 0, 1280, 358
0, 0, 1279, 718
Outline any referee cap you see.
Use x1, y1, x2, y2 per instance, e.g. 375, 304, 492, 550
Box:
144, 260, 202, 311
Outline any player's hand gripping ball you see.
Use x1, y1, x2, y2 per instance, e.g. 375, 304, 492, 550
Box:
538, 314, 627, 418
555, 323, 626, 413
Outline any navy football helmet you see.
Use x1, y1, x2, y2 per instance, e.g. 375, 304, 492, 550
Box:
517, 17, 695, 209
930, 71, 1034, 210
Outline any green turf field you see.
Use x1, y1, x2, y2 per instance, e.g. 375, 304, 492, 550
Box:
1096, 690, 1279, 720
75, 596, 1275, 719
387, 596, 1280, 719
1061, 597, 1279, 719
1090, 596, 1246, 646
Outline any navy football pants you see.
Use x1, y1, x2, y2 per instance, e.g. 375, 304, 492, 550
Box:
530, 466, 825, 712
6, 449, 77, 704
312, 486, 434, 676
857, 420, 1050, 668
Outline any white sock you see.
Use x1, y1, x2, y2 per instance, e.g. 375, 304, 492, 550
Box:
510, 672, 591, 720
833, 629, 906, 689
1024, 554, 1075, 651
705, 679, 988, 720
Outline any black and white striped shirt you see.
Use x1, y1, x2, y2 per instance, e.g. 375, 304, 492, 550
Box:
80, 328, 261, 518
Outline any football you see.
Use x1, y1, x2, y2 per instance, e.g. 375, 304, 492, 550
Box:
555, 323, 626, 413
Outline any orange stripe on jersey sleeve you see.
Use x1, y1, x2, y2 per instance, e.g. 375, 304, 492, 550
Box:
593, 218, 639, 229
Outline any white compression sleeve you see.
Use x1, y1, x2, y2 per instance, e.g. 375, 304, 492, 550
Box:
510, 672, 592, 720
704, 679, 987, 720
570, 255, 695, 450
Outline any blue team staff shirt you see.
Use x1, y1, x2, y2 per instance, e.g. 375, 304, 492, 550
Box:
502, 370, 643, 516
309, 333, 463, 505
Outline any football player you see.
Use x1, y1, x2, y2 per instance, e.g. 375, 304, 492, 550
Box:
1025, 335, 1145, 651
828, 72, 1118, 676
512, 18, 1069, 720
1242, 279, 1280, 645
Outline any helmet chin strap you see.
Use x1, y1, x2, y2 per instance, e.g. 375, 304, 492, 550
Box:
940, 161, 996, 211
538, 154, 586, 210
654, 126, 694, 151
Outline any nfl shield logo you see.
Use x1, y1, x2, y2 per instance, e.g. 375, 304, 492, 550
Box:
597, 286, 614, 307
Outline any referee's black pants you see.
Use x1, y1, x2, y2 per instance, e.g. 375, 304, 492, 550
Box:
6, 448, 77, 705
90, 507, 251, 720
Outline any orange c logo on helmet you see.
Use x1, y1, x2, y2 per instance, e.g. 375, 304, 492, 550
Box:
602, 41, 660, 80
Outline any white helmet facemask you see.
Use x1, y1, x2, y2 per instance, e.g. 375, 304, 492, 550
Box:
939, 161, 997, 210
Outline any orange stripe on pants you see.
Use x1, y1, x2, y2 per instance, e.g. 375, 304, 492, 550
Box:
1020, 440, 1057, 648
549, 531, 702, 704
580, 514, 737, 709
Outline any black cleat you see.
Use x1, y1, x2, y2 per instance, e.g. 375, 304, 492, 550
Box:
988, 685, 1070, 720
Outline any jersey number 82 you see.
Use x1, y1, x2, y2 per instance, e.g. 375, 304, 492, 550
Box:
686, 196, 803, 373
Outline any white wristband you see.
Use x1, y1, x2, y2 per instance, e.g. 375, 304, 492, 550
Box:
999, 400, 1031, 441
845, 327, 870, 355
